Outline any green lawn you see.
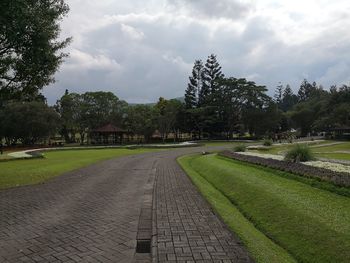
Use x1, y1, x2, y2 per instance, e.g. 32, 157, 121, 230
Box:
315, 152, 350, 161
312, 141, 350, 152
0, 148, 158, 189
178, 154, 350, 263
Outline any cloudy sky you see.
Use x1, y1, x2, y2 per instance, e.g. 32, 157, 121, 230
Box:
43, 0, 350, 104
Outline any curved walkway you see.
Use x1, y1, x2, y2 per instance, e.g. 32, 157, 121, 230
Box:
0, 148, 253, 263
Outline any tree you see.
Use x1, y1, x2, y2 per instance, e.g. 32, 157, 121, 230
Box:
280, 84, 298, 111
55, 91, 127, 144
81, 91, 126, 130
200, 54, 224, 106
297, 79, 320, 102
274, 83, 284, 106
55, 90, 80, 143
155, 98, 183, 142
126, 105, 158, 142
0, 0, 71, 103
217, 77, 245, 138
289, 98, 327, 136
1, 101, 59, 145
184, 60, 203, 109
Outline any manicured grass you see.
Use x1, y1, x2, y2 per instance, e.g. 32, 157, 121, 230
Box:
312, 141, 350, 152
0, 148, 158, 189
178, 155, 296, 263
315, 152, 350, 161
179, 154, 350, 263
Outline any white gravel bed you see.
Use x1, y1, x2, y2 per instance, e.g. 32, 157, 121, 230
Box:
236, 151, 350, 174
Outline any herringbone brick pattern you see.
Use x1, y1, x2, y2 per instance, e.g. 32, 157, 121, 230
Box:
0, 154, 157, 263
1, 147, 253, 263
153, 153, 253, 263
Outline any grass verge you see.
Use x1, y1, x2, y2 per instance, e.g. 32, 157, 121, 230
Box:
178, 155, 296, 263
178, 154, 350, 263
0, 148, 158, 189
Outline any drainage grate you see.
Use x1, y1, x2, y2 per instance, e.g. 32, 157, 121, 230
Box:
136, 239, 151, 253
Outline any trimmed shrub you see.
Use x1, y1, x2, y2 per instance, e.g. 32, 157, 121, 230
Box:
285, 144, 314, 162
233, 144, 246, 152
263, 139, 273, 146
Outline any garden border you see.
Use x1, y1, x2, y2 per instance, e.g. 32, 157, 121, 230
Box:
220, 150, 350, 187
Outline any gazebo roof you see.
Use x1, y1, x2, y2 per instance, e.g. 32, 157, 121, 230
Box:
93, 124, 126, 133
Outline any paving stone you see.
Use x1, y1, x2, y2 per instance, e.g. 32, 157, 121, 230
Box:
0, 153, 158, 263
153, 150, 254, 262
1, 146, 253, 263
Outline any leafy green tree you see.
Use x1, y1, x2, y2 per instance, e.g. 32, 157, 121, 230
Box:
155, 98, 183, 142
1, 101, 59, 145
126, 105, 158, 142
313, 85, 350, 130
81, 91, 126, 129
55, 91, 127, 144
55, 90, 80, 143
217, 77, 245, 138
289, 97, 327, 136
0, 0, 71, 103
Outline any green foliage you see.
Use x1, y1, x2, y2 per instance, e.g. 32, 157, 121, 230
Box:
126, 104, 158, 142
182, 154, 350, 263
184, 60, 203, 109
0, 101, 59, 144
285, 144, 315, 162
0, 0, 71, 102
55, 90, 128, 144
155, 97, 184, 142
178, 155, 296, 263
233, 144, 246, 152
263, 139, 273, 146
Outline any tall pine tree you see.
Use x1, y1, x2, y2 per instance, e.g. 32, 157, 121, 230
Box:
199, 54, 224, 106
185, 60, 203, 109
274, 83, 284, 105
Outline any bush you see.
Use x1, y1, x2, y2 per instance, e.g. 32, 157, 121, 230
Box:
285, 144, 314, 162
233, 144, 246, 152
263, 139, 273, 146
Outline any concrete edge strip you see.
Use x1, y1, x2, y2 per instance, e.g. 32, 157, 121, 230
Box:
134, 162, 157, 261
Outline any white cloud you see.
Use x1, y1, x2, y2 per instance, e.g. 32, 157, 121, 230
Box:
63, 49, 122, 72
120, 23, 145, 40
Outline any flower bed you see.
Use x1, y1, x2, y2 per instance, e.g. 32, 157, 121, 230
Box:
220, 151, 350, 187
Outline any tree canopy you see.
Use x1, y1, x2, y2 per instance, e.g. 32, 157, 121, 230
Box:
0, 0, 70, 103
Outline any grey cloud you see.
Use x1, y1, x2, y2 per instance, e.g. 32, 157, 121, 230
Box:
43, 0, 350, 104
167, 0, 253, 19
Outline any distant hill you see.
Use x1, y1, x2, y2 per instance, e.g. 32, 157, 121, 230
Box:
129, 96, 185, 106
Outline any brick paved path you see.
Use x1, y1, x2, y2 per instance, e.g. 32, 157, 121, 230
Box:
0, 148, 253, 262
0, 154, 159, 263
152, 151, 253, 263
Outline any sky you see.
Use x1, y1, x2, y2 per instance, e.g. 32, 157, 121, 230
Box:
43, 0, 350, 104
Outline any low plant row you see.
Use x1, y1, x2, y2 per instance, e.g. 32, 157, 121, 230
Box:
220, 150, 350, 187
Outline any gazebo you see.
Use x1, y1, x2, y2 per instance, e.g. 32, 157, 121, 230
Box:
90, 124, 127, 144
